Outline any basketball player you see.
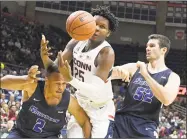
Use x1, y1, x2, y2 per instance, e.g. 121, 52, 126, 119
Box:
41, 6, 119, 138
1, 65, 91, 138
110, 34, 180, 138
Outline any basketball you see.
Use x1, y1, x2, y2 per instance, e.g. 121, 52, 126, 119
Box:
66, 10, 96, 41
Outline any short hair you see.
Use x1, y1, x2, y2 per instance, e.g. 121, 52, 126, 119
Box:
46, 64, 60, 77
91, 5, 119, 32
148, 34, 171, 56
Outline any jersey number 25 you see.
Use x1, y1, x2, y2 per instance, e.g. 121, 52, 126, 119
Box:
74, 67, 84, 82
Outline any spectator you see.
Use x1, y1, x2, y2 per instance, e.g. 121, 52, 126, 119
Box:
0, 93, 8, 103
1, 103, 9, 123
8, 105, 17, 121
2, 6, 9, 13
7, 94, 15, 108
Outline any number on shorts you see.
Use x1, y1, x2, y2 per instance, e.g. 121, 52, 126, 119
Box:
133, 87, 153, 103
74, 67, 84, 82
33, 118, 46, 133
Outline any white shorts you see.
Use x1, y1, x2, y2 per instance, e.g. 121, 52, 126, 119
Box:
67, 100, 115, 138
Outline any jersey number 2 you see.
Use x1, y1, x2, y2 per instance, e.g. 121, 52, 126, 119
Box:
133, 87, 153, 103
74, 67, 84, 82
33, 118, 46, 133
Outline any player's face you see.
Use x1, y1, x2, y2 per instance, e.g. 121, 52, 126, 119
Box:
2, 103, 9, 112
10, 95, 15, 101
45, 72, 66, 106
90, 15, 110, 42
1, 93, 5, 99
146, 39, 166, 61
16, 102, 21, 109
11, 105, 17, 112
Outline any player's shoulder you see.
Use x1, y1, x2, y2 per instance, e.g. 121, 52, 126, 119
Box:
99, 41, 114, 54
102, 40, 111, 47
169, 71, 180, 80
66, 39, 79, 50
99, 46, 114, 58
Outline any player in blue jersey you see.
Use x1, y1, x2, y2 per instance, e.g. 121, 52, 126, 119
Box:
110, 34, 180, 138
1, 64, 91, 138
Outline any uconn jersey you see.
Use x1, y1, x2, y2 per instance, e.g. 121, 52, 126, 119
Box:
15, 80, 70, 138
116, 68, 172, 125
72, 40, 113, 106
68, 40, 115, 138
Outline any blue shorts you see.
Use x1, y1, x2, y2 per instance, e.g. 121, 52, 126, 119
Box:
7, 127, 29, 138
7, 126, 59, 138
113, 114, 158, 138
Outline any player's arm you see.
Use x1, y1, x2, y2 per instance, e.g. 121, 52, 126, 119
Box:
94, 47, 115, 81
109, 63, 138, 82
40, 35, 78, 69
1, 65, 39, 91
143, 72, 180, 106
60, 38, 79, 63
68, 95, 91, 138
1, 75, 29, 90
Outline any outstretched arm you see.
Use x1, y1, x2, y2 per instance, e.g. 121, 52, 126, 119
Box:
68, 95, 91, 138
40, 35, 78, 69
109, 63, 137, 81
0, 65, 40, 91
1, 75, 30, 90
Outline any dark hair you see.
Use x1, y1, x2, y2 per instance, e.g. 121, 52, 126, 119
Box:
148, 34, 171, 56
91, 5, 119, 32
46, 64, 60, 77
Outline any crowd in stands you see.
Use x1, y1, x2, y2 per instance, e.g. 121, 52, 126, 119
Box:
0, 9, 186, 138
158, 104, 186, 138
1, 11, 69, 69
0, 88, 22, 137
1, 10, 186, 85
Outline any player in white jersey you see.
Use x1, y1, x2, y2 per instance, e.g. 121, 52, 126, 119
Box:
41, 6, 119, 138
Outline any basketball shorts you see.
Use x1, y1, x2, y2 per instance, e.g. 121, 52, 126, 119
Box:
67, 100, 115, 138
113, 114, 158, 138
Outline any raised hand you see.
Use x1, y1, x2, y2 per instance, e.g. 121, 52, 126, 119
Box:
136, 61, 149, 78
40, 34, 52, 57
111, 66, 130, 82
58, 51, 73, 82
26, 65, 41, 83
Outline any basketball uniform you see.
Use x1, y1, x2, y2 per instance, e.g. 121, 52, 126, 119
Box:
113, 68, 172, 138
67, 40, 115, 138
7, 79, 70, 138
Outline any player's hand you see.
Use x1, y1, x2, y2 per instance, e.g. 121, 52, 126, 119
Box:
58, 51, 73, 82
136, 61, 149, 78
111, 66, 130, 82
26, 65, 41, 83
40, 34, 52, 57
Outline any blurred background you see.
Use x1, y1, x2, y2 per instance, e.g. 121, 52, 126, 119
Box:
0, 1, 186, 138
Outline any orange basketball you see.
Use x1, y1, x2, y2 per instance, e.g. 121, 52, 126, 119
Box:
66, 11, 96, 41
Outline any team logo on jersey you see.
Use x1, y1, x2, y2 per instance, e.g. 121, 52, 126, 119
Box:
33, 98, 40, 102
133, 78, 149, 87
58, 111, 64, 113
161, 76, 166, 79
73, 58, 91, 71
86, 55, 91, 60
75, 46, 81, 52
29, 105, 60, 123
79, 54, 83, 58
